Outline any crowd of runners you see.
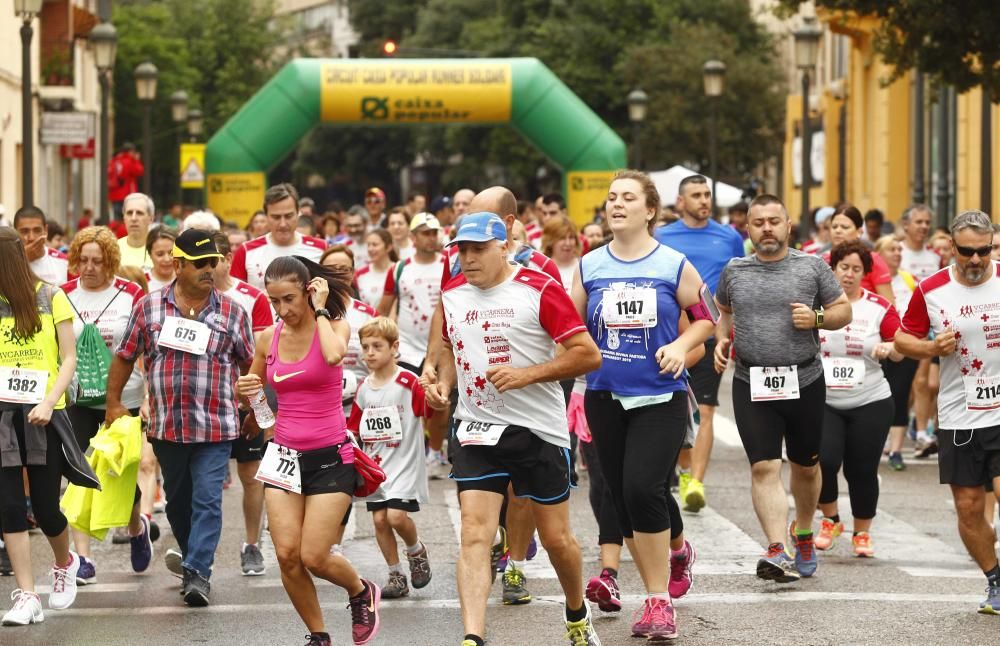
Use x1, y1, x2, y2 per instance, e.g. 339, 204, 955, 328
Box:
1, 171, 999, 645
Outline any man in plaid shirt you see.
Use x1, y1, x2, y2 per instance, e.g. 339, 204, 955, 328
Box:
106, 229, 254, 607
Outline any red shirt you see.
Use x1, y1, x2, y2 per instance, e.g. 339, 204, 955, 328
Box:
108, 152, 145, 203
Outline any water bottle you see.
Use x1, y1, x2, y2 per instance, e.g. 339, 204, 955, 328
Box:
249, 389, 275, 429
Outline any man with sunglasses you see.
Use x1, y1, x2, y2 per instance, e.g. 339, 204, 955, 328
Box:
106, 228, 255, 607
895, 210, 1000, 615
365, 186, 387, 227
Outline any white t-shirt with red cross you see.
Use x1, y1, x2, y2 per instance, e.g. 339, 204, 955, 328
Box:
442, 266, 587, 449
901, 263, 1000, 430
62, 276, 146, 409
347, 367, 430, 503
32, 248, 69, 286
901, 245, 941, 282
384, 254, 445, 368
343, 298, 378, 384
230, 233, 326, 290
820, 289, 900, 410
223, 279, 273, 333
355, 264, 390, 309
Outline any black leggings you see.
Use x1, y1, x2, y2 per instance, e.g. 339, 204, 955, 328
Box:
580, 438, 622, 545
0, 409, 69, 536
67, 405, 142, 506
883, 358, 919, 427
819, 398, 893, 519
584, 390, 686, 539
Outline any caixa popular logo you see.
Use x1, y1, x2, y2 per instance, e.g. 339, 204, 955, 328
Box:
361, 97, 389, 120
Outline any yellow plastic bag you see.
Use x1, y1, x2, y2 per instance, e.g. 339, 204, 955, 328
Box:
61, 451, 103, 540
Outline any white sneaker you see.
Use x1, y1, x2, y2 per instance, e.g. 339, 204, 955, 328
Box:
2, 589, 44, 625
48, 551, 80, 610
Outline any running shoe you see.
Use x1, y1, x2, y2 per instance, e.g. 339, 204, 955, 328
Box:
426, 450, 450, 480
241, 543, 266, 576
304, 633, 332, 646
756, 543, 800, 583
131, 514, 154, 573
460, 641, 479, 646
382, 571, 409, 599
631, 598, 653, 637
182, 568, 210, 607
978, 583, 1000, 615
677, 472, 691, 504
164, 548, 184, 578
149, 519, 160, 543
815, 518, 844, 551
586, 568, 622, 613
495, 550, 509, 573
526, 536, 538, 561
852, 531, 875, 557
490, 526, 508, 582
48, 551, 80, 610
794, 532, 818, 577
633, 597, 677, 641
348, 579, 381, 645
914, 438, 938, 459
564, 602, 602, 645
1, 589, 43, 625
0, 545, 14, 576
888, 452, 906, 471
683, 478, 706, 513
406, 542, 432, 589
669, 540, 696, 599
502, 565, 532, 605
76, 555, 97, 585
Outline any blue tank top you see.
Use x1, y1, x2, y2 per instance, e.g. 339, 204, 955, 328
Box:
581, 243, 687, 396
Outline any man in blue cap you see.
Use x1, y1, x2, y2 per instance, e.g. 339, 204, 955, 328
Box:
425, 211, 604, 646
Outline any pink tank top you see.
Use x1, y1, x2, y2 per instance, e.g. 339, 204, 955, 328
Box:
266, 321, 352, 460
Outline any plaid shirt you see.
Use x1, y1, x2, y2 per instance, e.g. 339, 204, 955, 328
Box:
116, 285, 254, 443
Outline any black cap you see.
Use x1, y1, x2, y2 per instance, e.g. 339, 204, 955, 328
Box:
172, 228, 223, 261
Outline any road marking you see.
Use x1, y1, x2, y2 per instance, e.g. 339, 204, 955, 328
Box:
682, 503, 764, 576
35, 582, 140, 594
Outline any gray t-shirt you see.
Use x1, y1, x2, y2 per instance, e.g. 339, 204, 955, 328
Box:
716, 249, 844, 387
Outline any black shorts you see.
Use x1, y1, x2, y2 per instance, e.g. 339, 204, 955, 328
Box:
450, 423, 572, 505
732, 374, 826, 466
689, 338, 723, 407
937, 425, 1000, 487
883, 358, 919, 427
366, 498, 420, 513
263, 444, 355, 496
232, 411, 267, 463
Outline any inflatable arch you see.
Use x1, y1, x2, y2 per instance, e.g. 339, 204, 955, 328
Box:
206, 58, 626, 226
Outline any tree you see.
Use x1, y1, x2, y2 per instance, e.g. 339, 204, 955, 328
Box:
777, 1, 1000, 101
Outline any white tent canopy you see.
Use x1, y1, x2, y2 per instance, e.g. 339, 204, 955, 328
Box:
649, 165, 744, 209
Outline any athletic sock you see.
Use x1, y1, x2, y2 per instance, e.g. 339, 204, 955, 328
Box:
986, 565, 1000, 588
829, 514, 841, 524
310, 632, 330, 642
506, 559, 524, 572
649, 592, 671, 602
602, 567, 618, 578
404, 542, 422, 555
464, 635, 485, 646
670, 544, 688, 560
565, 602, 587, 622
389, 562, 404, 575
795, 527, 813, 538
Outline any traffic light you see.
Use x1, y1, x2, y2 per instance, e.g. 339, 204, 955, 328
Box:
383, 40, 397, 57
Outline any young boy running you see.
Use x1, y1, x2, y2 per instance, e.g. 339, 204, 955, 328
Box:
348, 317, 433, 598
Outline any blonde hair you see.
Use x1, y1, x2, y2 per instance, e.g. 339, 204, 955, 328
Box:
358, 316, 399, 345
541, 216, 580, 258
116, 265, 149, 294
873, 234, 902, 256
68, 226, 121, 277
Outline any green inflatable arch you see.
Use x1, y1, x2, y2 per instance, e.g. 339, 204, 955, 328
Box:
206, 58, 625, 226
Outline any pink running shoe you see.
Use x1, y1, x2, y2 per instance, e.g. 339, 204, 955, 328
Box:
645, 597, 678, 641
585, 568, 622, 612
348, 579, 381, 645
668, 540, 696, 599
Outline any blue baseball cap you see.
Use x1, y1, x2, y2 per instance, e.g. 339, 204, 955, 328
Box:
447, 211, 508, 246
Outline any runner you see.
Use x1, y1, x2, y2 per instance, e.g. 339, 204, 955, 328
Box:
364, 187, 387, 228
339, 209, 371, 267
542, 216, 582, 292
0, 226, 97, 626
573, 170, 712, 641
231, 183, 327, 290
425, 211, 603, 646
347, 317, 433, 599
355, 229, 398, 308
714, 193, 851, 583
826, 204, 895, 304
893, 210, 1000, 614
816, 241, 902, 556
118, 193, 155, 270
386, 209, 415, 261
654, 173, 744, 514
236, 255, 380, 645
14, 207, 69, 285
145, 228, 177, 292
899, 204, 942, 280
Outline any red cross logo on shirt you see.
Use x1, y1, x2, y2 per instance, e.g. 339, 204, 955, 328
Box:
474, 375, 487, 390
943, 320, 950, 327
983, 314, 991, 322
482, 321, 491, 331
373, 454, 383, 465
466, 387, 473, 397
961, 347, 969, 356
456, 341, 464, 351
972, 358, 984, 370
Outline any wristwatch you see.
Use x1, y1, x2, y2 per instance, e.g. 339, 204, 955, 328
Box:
814, 309, 824, 328
314, 308, 332, 320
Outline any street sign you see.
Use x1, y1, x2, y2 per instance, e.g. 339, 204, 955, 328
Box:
180, 143, 206, 188
40, 112, 94, 145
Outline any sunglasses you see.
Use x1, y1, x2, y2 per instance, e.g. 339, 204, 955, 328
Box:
189, 257, 219, 269
365, 196, 384, 203
953, 243, 993, 258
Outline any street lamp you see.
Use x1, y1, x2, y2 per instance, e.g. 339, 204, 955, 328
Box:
15, 0, 44, 208
90, 21, 118, 224
134, 61, 158, 196
703, 60, 726, 218
793, 16, 821, 242
627, 87, 648, 169
187, 109, 204, 140
171, 91, 189, 205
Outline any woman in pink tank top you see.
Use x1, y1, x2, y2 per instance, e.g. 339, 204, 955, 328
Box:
236, 255, 381, 646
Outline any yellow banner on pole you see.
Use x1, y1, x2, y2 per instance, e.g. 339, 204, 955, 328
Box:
566, 171, 614, 227
179, 143, 206, 189
207, 172, 266, 227
321, 62, 512, 124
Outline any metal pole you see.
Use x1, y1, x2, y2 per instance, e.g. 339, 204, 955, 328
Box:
632, 121, 642, 170
142, 103, 152, 196
176, 129, 183, 206
99, 71, 111, 224
913, 72, 925, 204
800, 70, 811, 243
21, 20, 34, 208
935, 86, 950, 226
710, 100, 718, 218
982, 87, 993, 215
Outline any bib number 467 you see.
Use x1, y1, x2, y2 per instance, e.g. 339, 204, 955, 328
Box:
763, 375, 785, 389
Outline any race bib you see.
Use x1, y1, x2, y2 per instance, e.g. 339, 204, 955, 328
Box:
254, 442, 301, 493
822, 357, 865, 390
359, 405, 403, 443
455, 419, 505, 446
158, 316, 210, 355
749, 366, 800, 401
964, 374, 1000, 411
602, 287, 657, 329
0, 367, 47, 404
